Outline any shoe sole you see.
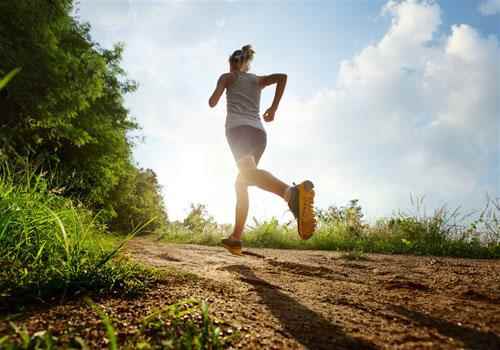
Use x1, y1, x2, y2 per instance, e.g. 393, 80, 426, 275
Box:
222, 242, 243, 256
297, 180, 315, 240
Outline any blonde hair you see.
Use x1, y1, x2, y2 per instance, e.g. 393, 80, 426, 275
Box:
229, 44, 255, 70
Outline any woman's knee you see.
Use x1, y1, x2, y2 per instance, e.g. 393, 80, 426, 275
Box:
237, 155, 256, 170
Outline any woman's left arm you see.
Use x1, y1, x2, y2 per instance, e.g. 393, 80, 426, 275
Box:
258, 73, 288, 122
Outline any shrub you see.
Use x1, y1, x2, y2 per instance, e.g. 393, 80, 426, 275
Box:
160, 198, 500, 259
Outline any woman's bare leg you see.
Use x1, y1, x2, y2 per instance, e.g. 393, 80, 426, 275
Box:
231, 175, 249, 240
238, 155, 289, 199
230, 155, 290, 240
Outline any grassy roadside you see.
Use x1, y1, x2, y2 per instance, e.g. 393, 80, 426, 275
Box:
159, 199, 500, 259
0, 166, 235, 349
0, 166, 159, 309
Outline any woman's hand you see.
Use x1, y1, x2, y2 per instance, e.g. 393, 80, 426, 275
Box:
263, 106, 276, 122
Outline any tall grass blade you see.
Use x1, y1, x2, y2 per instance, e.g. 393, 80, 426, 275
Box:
0, 67, 21, 90
34, 241, 47, 263
94, 235, 131, 270
95, 216, 157, 270
46, 207, 70, 260
73, 337, 90, 350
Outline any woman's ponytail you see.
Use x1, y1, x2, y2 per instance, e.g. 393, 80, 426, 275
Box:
241, 45, 255, 62
229, 44, 255, 68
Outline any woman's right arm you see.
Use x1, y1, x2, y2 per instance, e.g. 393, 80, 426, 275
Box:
209, 73, 230, 108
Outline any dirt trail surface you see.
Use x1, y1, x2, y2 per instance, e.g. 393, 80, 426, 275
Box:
2, 237, 499, 349
124, 238, 500, 349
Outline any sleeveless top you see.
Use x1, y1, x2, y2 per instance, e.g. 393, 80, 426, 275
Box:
225, 72, 265, 132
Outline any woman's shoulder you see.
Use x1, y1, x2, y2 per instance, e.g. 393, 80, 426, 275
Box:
220, 72, 238, 87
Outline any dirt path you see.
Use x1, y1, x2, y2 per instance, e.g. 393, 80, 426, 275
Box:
3, 238, 499, 349
124, 237, 500, 349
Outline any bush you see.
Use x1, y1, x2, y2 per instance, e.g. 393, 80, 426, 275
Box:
160, 198, 500, 259
108, 167, 168, 235
159, 204, 228, 246
317, 199, 367, 238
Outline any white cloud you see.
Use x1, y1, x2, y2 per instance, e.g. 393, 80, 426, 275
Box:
478, 0, 500, 15
268, 0, 499, 219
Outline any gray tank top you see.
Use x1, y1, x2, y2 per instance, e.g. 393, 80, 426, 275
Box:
225, 72, 265, 132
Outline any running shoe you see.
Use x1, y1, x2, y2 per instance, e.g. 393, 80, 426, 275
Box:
287, 180, 316, 240
221, 238, 243, 256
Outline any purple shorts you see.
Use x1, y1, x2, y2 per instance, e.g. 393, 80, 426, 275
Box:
226, 126, 267, 165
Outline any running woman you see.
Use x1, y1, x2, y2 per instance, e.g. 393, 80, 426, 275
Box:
209, 45, 316, 256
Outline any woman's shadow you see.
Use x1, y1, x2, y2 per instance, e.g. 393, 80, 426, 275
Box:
222, 264, 375, 350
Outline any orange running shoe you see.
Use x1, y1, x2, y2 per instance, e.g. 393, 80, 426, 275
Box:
287, 180, 316, 240
221, 238, 243, 256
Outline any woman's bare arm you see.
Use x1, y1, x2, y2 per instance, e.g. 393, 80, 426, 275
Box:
258, 74, 288, 122
209, 73, 234, 108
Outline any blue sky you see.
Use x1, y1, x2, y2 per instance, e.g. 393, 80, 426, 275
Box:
76, 0, 500, 223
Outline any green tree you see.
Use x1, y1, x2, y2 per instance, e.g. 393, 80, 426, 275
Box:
0, 0, 167, 232
317, 199, 366, 236
108, 166, 168, 234
183, 204, 215, 233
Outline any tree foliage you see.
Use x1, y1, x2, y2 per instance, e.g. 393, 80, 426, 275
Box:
183, 204, 216, 233
108, 166, 168, 234
0, 0, 167, 232
317, 199, 366, 236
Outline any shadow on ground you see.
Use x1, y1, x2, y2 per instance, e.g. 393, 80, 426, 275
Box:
223, 264, 376, 350
391, 305, 500, 349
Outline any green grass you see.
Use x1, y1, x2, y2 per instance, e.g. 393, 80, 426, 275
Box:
85, 296, 118, 350
159, 199, 500, 259
127, 298, 237, 349
0, 67, 21, 91
0, 164, 159, 307
340, 249, 369, 261
1, 298, 236, 350
159, 220, 226, 246
0, 323, 57, 350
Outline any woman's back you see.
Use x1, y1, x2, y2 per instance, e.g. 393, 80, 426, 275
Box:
225, 72, 264, 131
